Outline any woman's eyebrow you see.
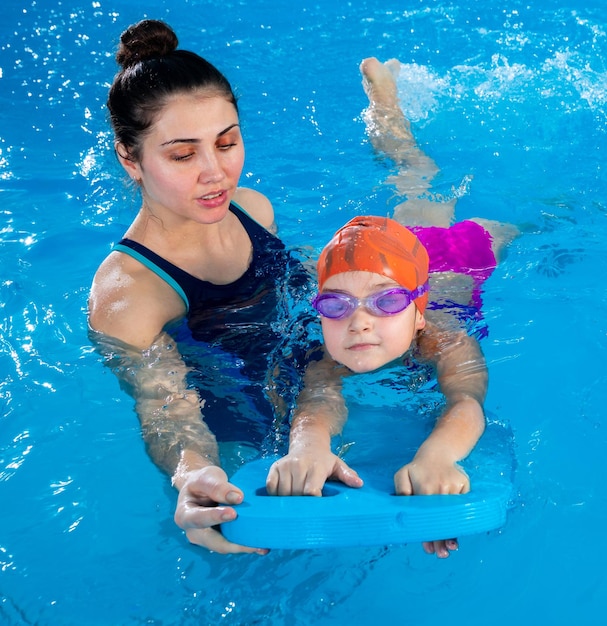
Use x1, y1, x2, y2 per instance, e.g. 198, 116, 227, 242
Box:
160, 138, 198, 146
218, 123, 240, 137
160, 124, 241, 147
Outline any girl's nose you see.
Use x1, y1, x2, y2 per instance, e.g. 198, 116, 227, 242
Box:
347, 307, 373, 332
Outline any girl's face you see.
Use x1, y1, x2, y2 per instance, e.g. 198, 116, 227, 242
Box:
120, 92, 244, 227
319, 271, 426, 373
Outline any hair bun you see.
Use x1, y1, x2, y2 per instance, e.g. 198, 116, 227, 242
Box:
116, 20, 179, 68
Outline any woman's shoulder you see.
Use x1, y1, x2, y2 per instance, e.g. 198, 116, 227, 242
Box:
88, 251, 185, 349
233, 187, 276, 233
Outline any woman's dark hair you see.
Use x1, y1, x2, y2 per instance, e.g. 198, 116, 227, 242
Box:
108, 20, 238, 161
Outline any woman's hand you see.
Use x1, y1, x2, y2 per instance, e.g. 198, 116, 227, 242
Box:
174, 465, 269, 555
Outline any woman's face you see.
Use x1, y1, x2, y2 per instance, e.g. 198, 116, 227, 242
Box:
122, 92, 245, 227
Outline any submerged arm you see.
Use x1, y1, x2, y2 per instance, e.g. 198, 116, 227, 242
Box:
266, 354, 363, 496
419, 321, 487, 460
92, 330, 219, 474
395, 321, 488, 559
91, 330, 266, 554
395, 320, 487, 498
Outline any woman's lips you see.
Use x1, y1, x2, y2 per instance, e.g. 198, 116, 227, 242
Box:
197, 190, 227, 208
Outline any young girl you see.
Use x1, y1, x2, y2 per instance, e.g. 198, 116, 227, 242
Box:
266, 216, 489, 558
266, 58, 518, 559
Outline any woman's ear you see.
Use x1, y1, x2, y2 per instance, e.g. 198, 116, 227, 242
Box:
115, 142, 141, 182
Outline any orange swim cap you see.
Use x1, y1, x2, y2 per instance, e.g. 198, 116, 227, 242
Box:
317, 216, 430, 313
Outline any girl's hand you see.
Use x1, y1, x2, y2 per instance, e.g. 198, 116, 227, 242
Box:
266, 451, 363, 496
394, 457, 469, 559
394, 457, 470, 496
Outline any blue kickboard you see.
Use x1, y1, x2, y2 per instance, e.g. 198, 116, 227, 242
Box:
222, 455, 512, 549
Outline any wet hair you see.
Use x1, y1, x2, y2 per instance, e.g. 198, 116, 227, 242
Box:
107, 20, 238, 161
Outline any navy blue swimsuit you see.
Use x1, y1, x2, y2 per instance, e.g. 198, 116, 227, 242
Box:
113, 202, 316, 445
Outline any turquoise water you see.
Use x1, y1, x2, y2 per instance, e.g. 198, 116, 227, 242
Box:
2, 0, 607, 624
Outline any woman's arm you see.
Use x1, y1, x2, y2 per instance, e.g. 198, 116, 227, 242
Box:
91, 329, 268, 554
96, 332, 219, 471
88, 248, 270, 555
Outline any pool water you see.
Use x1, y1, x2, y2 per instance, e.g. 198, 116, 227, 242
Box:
2, 1, 607, 624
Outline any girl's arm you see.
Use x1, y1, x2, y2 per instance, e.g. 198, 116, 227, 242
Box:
395, 321, 487, 497
266, 354, 363, 496
395, 322, 487, 558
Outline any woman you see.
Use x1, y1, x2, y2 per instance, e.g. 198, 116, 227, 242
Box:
88, 19, 316, 555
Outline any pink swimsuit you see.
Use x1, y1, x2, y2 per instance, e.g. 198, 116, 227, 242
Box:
410, 220, 496, 280
410, 220, 496, 315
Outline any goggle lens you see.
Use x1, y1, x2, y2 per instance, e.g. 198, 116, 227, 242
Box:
312, 285, 428, 320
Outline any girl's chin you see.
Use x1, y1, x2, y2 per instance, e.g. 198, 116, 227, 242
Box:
342, 359, 381, 374
341, 353, 405, 374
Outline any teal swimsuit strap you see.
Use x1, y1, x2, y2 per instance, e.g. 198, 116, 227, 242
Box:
112, 242, 190, 313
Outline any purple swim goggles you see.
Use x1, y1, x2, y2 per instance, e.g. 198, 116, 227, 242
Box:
312, 283, 429, 320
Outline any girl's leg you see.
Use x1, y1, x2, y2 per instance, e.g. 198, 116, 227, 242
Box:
360, 57, 455, 227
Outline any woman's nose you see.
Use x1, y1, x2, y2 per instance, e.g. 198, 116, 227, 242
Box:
198, 152, 225, 184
